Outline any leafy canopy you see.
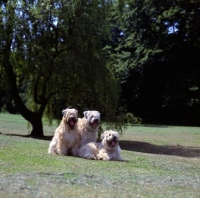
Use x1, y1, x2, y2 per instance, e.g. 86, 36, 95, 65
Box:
0, 0, 121, 136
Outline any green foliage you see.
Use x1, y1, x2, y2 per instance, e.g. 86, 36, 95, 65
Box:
104, 0, 200, 124
0, 0, 122, 135
125, 112, 142, 124
107, 0, 200, 72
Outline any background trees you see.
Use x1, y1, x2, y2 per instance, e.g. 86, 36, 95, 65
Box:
107, 0, 200, 125
1, 0, 200, 136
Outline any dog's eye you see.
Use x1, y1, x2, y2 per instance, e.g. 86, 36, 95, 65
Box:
109, 134, 111, 136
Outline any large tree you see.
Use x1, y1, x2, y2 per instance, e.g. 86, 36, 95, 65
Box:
0, 0, 119, 136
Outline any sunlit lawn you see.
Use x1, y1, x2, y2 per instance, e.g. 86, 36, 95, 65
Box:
0, 113, 200, 198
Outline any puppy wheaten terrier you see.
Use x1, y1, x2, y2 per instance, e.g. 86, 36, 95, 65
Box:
78, 130, 123, 161
77, 110, 100, 148
48, 108, 79, 156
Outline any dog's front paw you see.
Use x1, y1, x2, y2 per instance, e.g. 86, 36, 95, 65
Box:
103, 156, 110, 161
97, 154, 110, 161
57, 149, 67, 156
85, 154, 97, 160
91, 156, 97, 160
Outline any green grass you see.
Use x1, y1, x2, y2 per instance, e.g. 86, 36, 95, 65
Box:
0, 113, 57, 136
121, 124, 200, 147
0, 113, 200, 198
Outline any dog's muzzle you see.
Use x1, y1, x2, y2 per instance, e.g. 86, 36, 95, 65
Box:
68, 117, 76, 129
109, 136, 117, 147
91, 118, 100, 128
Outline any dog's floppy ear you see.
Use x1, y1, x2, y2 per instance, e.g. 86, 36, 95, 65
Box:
83, 111, 88, 119
101, 132, 105, 140
62, 109, 67, 117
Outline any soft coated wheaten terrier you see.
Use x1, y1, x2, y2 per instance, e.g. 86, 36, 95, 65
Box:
48, 108, 79, 156
77, 110, 100, 148
78, 130, 123, 161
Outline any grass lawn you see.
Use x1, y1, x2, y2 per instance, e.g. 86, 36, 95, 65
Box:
0, 113, 200, 198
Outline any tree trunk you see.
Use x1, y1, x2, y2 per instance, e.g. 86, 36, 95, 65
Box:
2, 16, 46, 138
29, 114, 44, 137
3, 61, 45, 137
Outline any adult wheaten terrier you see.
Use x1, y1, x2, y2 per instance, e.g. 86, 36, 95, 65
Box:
77, 110, 100, 148
48, 108, 79, 156
78, 130, 123, 161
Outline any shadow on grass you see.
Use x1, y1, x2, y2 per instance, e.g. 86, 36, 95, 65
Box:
1, 133, 200, 158
0, 132, 53, 141
120, 140, 200, 158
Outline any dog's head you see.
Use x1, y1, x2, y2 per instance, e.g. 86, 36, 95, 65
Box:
101, 130, 119, 150
83, 110, 100, 129
62, 108, 78, 129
